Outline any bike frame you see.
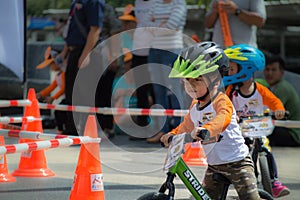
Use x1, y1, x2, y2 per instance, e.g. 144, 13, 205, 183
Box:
251, 137, 276, 183
159, 156, 211, 200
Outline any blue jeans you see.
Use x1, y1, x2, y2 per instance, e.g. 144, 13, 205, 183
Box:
148, 48, 184, 133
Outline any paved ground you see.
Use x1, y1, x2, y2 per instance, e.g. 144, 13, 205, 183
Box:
0, 133, 299, 200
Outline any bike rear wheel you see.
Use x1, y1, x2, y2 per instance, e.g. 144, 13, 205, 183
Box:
259, 155, 273, 195
137, 192, 169, 200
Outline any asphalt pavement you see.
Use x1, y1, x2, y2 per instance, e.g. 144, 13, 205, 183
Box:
0, 132, 299, 200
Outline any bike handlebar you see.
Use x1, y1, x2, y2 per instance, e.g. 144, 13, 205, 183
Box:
265, 110, 289, 120
239, 110, 290, 123
161, 129, 211, 147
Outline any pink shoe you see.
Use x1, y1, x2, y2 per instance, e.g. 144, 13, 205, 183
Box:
272, 180, 290, 198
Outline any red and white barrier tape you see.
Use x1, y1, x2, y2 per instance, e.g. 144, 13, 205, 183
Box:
274, 120, 300, 128
0, 99, 189, 117
1, 99, 300, 128
0, 116, 40, 124
0, 136, 100, 155
0, 129, 80, 140
0, 99, 31, 107
38, 103, 189, 117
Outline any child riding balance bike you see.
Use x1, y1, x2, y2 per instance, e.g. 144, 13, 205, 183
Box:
159, 41, 263, 199
223, 44, 290, 198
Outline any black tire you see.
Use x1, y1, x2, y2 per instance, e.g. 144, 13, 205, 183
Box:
258, 188, 274, 200
136, 192, 169, 200
259, 155, 273, 195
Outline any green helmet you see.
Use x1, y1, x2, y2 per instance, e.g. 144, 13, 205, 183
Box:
169, 42, 229, 78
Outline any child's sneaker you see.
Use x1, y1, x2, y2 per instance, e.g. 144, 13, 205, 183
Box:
272, 180, 290, 198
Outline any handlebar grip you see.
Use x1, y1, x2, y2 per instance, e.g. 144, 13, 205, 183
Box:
160, 135, 173, 147
285, 110, 290, 119
264, 110, 290, 119
197, 129, 210, 140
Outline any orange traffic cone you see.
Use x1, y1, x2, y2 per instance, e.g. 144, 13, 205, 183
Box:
69, 115, 104, 200
182, 142, 207, 166
12, 88, 55, 177
0, 136, 16, 182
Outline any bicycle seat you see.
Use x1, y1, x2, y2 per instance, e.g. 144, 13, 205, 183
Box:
212, 173, 231, 185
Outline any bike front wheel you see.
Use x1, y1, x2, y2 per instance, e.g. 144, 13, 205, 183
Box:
258, 188, 273, 200
259, 155, 272, 195
137, 192, 169, 200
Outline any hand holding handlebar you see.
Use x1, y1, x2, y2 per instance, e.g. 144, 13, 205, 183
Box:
160, 128, 212, 147
191, 127, 210, 141
160, 133, 174, 147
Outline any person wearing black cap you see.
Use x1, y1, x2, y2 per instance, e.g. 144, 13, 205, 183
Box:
61, 0, 105, 135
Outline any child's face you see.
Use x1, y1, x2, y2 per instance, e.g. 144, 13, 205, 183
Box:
228, 62, 239, 75
184, 76, 209, 99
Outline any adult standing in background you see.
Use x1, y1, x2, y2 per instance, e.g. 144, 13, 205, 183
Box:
61, 0, 105, 135
146, 0, 187, 143
95, 3, 123, 138
130, 0, 155, 133
260, 52, 300, 146
205, 0, 266, 48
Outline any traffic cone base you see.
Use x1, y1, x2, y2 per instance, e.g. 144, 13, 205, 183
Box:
12, 167, 55, 177
13, 88, 55, 177
0, 136, 16, 182
70, 173, 104, 199
69, 115, 105, 200
182, 142, 208, 166
0, 172, 16, 182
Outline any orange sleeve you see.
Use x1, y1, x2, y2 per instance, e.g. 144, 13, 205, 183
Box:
39, 80, 57, 97
202, 93, 233, 137
225, 85, 233, 97
256, 82, 285, 111
169, 100, 197, 135
52, 72, 65, 99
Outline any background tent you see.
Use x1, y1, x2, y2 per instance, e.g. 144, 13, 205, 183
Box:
0, 0, 25, 82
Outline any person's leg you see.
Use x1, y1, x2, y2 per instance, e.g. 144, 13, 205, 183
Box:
202, 165, 224, 199
148, 48, 169, 134
265, 151, 290, 197
64, 48, 83, 135
131, 54, 154, 126
95, 67, 116, 136
226, 154, 260, 200
160, 49, 183, 130
54, 99, 67, 133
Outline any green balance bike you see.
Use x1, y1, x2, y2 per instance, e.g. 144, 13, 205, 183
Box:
137, 130, 273, 200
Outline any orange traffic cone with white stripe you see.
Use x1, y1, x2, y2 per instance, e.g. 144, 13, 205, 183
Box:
69, 115, 104, 200
182, 141, 207, 166
0, 135, 16, 182
12, 88, 55, 177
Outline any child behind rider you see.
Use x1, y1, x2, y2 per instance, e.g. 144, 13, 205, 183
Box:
223, 44, 290, 198
160, 42, 261, 199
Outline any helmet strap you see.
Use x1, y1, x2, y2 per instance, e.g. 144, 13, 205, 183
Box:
196, 88, 210, 101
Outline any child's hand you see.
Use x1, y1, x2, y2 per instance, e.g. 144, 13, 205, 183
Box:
44, 96, 54, 104
274, 110, 285, 120
191, 127, 206, 140
36, 93, 41, 99
160, 133, 173, 147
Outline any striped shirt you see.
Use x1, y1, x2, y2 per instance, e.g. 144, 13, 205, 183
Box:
147, 0, 187, 50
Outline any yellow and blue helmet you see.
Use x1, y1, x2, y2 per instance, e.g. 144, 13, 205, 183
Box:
223, 44, 265, 86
